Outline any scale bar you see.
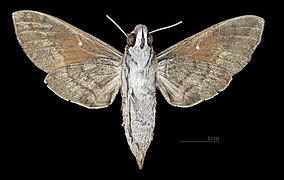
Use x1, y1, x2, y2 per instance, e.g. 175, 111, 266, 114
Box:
180, 140, 220, 143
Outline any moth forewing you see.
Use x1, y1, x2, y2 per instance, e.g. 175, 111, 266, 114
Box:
12, 10, 123, 109
156, 15, 264, 107
12, 10, 123, 72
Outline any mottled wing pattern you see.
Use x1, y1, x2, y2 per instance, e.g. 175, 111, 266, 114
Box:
44, 59, 121, 108
156, 59, 232, 107
156, 16, 264, 107
13, 10, 122, 108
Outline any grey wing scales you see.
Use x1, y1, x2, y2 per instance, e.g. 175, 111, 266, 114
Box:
12, 10, 123, 108
44, 59, 121, 109
156, 15, 264, 107
156, 58, 232, 107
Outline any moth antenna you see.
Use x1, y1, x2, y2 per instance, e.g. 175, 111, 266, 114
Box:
106, 15, 128, 37
150, 21, 183, 34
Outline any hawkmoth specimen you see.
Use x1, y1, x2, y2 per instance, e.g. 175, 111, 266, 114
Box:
12, 10, 264, 169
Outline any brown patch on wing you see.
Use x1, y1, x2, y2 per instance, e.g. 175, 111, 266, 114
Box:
12, 10, 122, 73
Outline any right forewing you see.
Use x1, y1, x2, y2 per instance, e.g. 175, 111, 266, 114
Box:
156, 16, 264, 107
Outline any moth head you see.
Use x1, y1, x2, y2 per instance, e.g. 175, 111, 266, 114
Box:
127, 24, 153, 49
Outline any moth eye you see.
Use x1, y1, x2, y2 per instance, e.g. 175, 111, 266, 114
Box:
147, 33, 153, 47
127, 33, 136, 47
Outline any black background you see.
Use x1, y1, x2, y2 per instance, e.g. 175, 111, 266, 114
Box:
0, 0, 282, 179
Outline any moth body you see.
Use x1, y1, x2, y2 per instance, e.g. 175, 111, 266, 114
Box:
121, 25, 157, 169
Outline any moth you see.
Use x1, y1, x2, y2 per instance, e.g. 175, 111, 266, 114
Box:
12, 10, 264, 169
